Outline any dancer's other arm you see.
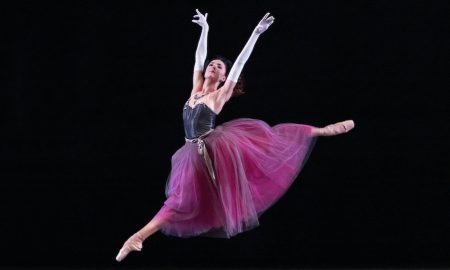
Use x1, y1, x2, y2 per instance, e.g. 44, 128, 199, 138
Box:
217, 12, 275, 103
192, 9, 209, 95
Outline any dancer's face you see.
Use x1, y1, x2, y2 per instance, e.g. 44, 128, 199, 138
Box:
205, 59, 227, 83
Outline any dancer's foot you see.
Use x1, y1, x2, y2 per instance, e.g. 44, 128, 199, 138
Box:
115, 232, 144, 262
317, 120, 355, 136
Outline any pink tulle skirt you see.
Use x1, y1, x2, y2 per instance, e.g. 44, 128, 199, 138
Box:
153, 118, 317, 238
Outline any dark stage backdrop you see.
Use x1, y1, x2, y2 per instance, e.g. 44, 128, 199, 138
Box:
1, 0, 449, 268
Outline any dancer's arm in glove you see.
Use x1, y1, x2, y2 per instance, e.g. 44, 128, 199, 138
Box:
217, 12, 275, 103
192, 9, 209, 95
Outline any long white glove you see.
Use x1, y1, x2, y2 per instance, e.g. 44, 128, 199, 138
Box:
227, 13, 275, 82
192, 9, 209, 71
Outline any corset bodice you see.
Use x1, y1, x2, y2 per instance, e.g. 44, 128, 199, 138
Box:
183, 100, 216, 139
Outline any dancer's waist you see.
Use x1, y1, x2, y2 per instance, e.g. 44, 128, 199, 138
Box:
184, 129, 214, 143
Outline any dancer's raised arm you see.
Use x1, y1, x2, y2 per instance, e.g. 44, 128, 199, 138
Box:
192, 9, 209, 95
217, 12, 275, 103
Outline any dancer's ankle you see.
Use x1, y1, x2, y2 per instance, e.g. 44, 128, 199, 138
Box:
134, 232, 145, 242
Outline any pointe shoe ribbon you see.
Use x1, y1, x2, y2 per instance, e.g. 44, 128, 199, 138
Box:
115, 232, 144, 262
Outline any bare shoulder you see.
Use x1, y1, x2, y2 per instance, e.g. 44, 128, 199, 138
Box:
209, 90, 227, 113
190, 85, 204, 98
216, 80, 237, 103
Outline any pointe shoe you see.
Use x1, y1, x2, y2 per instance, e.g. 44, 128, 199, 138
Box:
115, 232, 144, 262
321, 120, 355, 136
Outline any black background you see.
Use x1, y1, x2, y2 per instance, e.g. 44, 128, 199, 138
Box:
1, 0, 449, 268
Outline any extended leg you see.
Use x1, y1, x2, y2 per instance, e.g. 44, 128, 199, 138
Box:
115, 214, 168, 262
311, 120, 355, 137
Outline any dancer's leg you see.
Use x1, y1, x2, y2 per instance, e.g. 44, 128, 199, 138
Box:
311, 120, 355, 137
115, 210, 171, 262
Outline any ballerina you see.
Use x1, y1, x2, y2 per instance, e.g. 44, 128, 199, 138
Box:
116, 9, 354, 262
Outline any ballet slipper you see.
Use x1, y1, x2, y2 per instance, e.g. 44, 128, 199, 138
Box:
115, 232, 144, 262
321, 120, 355, 136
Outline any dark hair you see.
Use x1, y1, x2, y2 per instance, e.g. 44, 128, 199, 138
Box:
203, 55, 245, 97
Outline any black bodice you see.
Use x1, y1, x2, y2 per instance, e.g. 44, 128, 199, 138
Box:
183, 101, 216, 139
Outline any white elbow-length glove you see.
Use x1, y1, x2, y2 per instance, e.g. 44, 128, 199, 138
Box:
192, 9, 209, 71
227, 13, 275, 82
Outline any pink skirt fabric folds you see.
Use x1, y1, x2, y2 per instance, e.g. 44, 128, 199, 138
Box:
153, 118, 317, 238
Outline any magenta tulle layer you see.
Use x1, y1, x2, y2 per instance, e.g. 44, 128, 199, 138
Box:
154, 118, 317, 238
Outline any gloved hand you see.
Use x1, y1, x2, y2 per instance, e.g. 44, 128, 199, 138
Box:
192, 8, 209, 29
254, 12, 275, 35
